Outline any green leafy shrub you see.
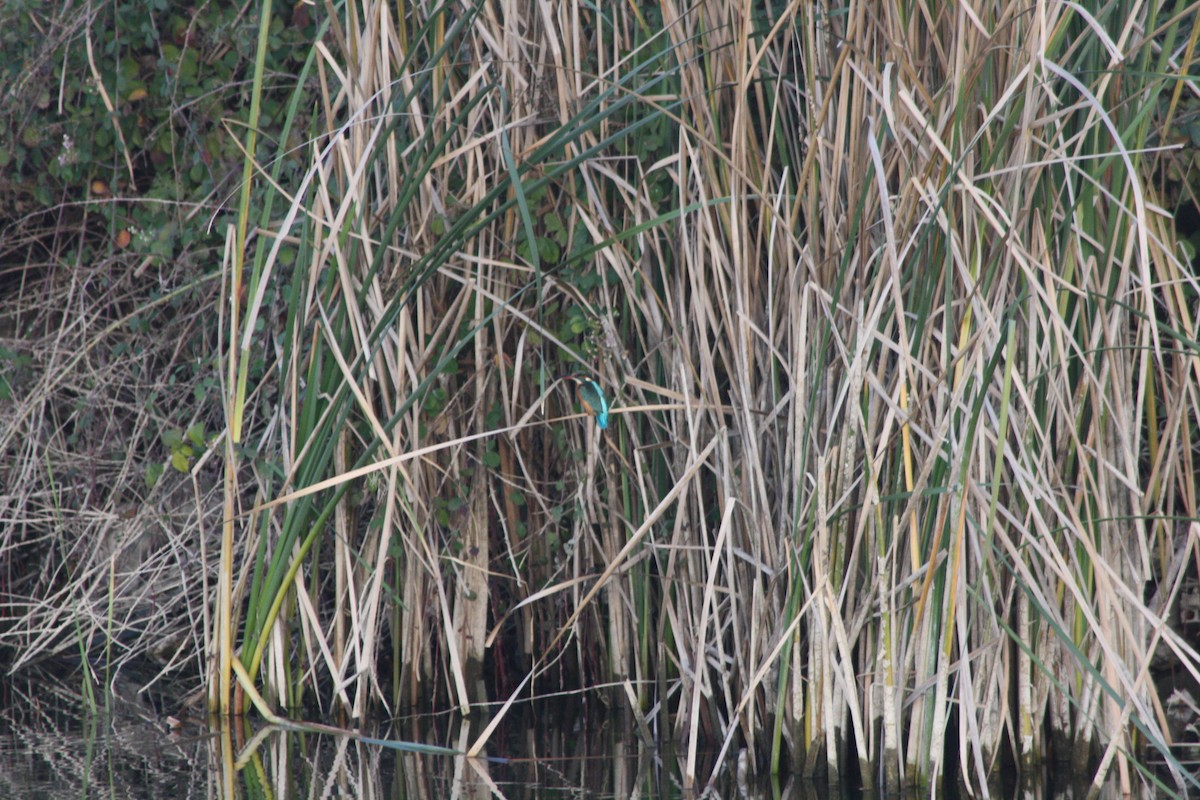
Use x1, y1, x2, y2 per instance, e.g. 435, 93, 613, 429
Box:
0, 0, 317, 264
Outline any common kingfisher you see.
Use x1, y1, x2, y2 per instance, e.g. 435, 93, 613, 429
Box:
566, 374, 609, 430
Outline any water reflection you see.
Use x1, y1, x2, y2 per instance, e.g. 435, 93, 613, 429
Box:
0, 671, 1184, 799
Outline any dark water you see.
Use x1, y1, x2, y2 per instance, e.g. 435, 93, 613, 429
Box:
0, 670, 1181, 799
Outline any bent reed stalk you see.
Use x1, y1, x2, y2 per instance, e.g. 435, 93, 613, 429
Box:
198, 0, 1200, 794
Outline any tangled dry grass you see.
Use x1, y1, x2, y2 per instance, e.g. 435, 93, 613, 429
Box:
0, 213, 224, 688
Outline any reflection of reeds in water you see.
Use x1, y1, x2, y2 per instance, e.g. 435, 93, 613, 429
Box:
3, 0, 1197, 795
0, 672, 206, 797
0, 683, 780, 799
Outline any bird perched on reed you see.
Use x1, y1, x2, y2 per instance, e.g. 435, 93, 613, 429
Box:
565, 374, 609, 430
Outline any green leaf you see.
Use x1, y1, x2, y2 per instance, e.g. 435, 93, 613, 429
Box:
145, 461, 164, 489
536, 237, 560, 262
186, 422, 206, 447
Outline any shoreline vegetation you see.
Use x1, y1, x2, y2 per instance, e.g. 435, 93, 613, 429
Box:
4, 0, 1200, 795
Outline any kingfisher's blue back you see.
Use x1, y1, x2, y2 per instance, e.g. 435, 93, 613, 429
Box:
569, 375, 609, 430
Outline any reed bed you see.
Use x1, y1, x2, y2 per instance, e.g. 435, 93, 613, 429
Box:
4, 0, 1200, 795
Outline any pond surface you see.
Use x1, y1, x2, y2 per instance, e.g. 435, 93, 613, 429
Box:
0, 670, 1180, 799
